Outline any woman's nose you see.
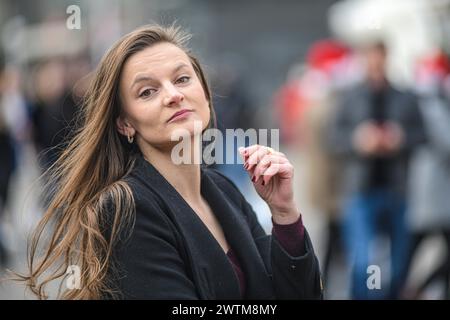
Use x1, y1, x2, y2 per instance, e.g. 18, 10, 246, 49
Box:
163, 84, 184, 106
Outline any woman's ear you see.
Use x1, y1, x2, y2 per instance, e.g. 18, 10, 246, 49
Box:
116, 116, 135, 137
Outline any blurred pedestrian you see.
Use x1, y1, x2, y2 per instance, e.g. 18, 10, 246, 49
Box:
328, 41, 426, 299
300, 39, 355, 286
404, 49, 450, 299
31, 59, 78, 171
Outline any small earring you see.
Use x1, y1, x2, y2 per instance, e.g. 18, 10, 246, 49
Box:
127, 131, 134, 144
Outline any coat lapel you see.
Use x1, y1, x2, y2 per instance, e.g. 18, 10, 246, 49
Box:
134, 157, 241, 298
200, 170, 274, 299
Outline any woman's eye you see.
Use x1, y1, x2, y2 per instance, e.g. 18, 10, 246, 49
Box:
139, 88, 154, 98
176, 76, 190, 84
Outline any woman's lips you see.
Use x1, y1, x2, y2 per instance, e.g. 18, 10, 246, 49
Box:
167, 109, 193, 123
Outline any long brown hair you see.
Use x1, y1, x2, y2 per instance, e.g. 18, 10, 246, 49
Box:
18, 24, 215, 299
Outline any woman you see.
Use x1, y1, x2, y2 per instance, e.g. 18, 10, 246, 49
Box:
21, 24, 322, 299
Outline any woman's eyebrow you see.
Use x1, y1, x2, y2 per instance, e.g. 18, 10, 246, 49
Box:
130, 63, 190, 90
130, 75, 155, 90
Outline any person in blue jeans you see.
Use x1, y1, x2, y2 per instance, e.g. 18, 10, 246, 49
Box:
343, 189, 407, 299
328, 41, 425, 299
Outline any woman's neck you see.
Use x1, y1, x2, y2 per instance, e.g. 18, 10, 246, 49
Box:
141, 140, 203, 204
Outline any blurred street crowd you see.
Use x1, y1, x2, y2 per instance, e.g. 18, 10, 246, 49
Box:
274, 39, 450, 299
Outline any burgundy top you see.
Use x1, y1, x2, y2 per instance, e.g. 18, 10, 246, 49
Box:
226, 215, 305, 297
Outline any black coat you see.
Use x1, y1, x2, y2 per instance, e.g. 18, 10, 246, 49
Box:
108, 156, 322, 300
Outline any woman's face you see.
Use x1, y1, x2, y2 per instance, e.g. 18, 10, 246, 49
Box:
118, 42, 210, 150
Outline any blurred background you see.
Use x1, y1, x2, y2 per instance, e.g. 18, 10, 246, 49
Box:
1, 0, 450, 299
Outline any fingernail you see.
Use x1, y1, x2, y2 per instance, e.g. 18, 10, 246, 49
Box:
238, 147, 245, 154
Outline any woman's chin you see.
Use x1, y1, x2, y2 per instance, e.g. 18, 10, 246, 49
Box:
168, 118, 207, 139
